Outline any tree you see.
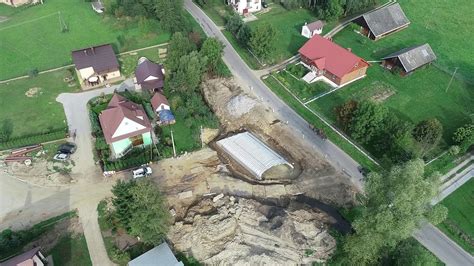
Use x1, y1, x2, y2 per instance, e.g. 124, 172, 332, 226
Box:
335, 100, 358, 132
166, 32, 196, 73
350, 101, 388, 144
236, 24, 252, 47
111, 180, 137, 230
426, 205, 448, 225
323, 0, 344, 21
387, 238, 440, 266
225, 14, 243, 35
155, 0, 187, 32
129, 179, 171, 245
343, 160, 441, 264
248, 23, 277, 60
412, 118, 443, 156
0, 119, 13, 143
452, 124, 474, 152
200, 38, 224, 74
170, 51, 207, 93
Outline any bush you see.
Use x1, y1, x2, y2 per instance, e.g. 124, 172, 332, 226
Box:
0, 128, 67, 150
27, 68, 39, 77
286, 64, 307, 78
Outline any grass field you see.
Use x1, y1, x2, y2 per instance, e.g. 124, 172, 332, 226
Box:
438, 179, 474, 254
50, 234, 92, 266
308, 64, 473, 144
0, 69, 79, 139
274, 68, 332, 102
0, 0, 172, 80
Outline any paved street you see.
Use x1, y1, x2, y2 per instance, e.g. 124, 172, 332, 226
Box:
184, 0, 365, 190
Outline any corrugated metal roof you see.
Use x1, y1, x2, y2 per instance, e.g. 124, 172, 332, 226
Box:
382, 44, 436, 72
128, 242, 183, 266
362, 3, 410, 37
217, 132, 290, 179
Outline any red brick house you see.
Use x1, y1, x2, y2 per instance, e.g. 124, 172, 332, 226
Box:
298, 35, 369, 86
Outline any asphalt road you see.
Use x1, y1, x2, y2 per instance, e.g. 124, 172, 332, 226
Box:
184, 0, 364, 190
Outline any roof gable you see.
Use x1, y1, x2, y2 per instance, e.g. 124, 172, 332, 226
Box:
382, 44, 436, 72
362, 3, 410, 37
299, 35, 367, 78
306, 20, 324, 32
135, 58, 164, 89
99, 94, 151, 144
151, 92, 170, 111
71, 44, 119, 73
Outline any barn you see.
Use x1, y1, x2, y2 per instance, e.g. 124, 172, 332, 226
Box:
381, 44, 437, 76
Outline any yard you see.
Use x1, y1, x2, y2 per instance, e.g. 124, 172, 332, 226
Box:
438, 179, 474, 254
0, 0, 181, 80
50, 234, 92, 266
0, 69, 79, 140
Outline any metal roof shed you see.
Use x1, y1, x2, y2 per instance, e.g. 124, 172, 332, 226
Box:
128, 242, 183, 266
217, 132, 292, 179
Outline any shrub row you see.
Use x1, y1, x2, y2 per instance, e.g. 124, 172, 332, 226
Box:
0, 128, 67, 150
104, 148, 159, 172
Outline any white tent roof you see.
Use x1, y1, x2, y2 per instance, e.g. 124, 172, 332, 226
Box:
217, 132, 290, 179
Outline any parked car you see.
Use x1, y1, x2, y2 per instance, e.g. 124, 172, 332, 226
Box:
53, 153, 69, 161
58, 142, 77, 154
132, 167, 153, 179
262, 1, 268, 8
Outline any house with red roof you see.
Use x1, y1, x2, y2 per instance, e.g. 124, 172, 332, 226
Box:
99, 94, 152, 158
298, 35, 369, 87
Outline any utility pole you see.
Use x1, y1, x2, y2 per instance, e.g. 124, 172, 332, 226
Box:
445, 67, 459, 93
200, 125, 204, 148
170, 129, 176, 158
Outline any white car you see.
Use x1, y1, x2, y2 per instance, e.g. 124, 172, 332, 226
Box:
53, 153, 69, 161
132, 167, 152, 179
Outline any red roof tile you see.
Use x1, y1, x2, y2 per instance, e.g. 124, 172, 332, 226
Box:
150, 93, 170, 111
99, 94, 152, 144
298, 35, 368, 78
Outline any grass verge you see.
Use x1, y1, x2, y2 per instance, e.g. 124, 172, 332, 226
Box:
50, 234, 92, 266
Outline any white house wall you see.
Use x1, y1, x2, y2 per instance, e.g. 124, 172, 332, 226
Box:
112, 118, 146, 139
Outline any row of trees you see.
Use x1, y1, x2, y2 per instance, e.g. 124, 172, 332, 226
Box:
280, 0, 379, 20
226, 15, 277, 61
103, 0, 187, 32
335, 100, 445, 164
331, 159, 447, 265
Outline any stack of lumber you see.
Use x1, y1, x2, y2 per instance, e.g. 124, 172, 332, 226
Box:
4, 145, 42, 164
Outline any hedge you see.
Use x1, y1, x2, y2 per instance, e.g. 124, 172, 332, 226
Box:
0, 128, 67, 150
103, 148, 159, 172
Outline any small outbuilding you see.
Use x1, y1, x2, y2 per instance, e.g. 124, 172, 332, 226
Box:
301, 20, 324, 38
217, 132, 292, 180
151, 92, 175, 126
128, 242, 183, 266
135, 57, 165, 92
354, 3, 410, 40
381, 44, 436, 76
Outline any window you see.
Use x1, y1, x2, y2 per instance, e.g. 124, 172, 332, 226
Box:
130, 135, 144, 146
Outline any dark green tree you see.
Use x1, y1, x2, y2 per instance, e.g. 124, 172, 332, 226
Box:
236, 24, 252, 47
412, 118, 443, 156
387, 238, 440, 266
350, 101, 388, 144
155, 0, 186, 32
225, 14, 243, 35
335, 100, 358, 132
111, 180, 137, 230
170, 51, 207, 93
248, 23, 277, 60
129, 179, 171, 245
0, 119, 13, 143
452, 123, 474, 151
200, 38, 224, 74
166, 32, 196, 73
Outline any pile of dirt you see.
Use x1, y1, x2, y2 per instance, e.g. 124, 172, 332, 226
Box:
169, 195, 336, 265
226, 94, 258, 118
2, 157, 73, 186
25, 87, 42, 97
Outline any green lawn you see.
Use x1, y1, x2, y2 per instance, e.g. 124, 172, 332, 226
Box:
118, 46, 166, 77
273, 68, 332, 102
263, 75, 380, 171
0, 0, 171, 80
438, 179, 474, 254
308, 64, 473, 144
0, 69, 79, 139
194, 0, 233, 26
50, 234, 92, 266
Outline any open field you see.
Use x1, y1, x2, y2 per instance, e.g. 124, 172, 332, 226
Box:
0, 0, 174, 80
308, 65, 473, 144
438, 179, 474, 254
0, 69, 79, 139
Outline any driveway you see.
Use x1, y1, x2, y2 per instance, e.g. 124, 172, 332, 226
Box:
184, 0, 364, 190
56, 79, 135, 182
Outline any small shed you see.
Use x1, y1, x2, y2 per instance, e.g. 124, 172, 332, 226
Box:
301, 20, 324, 38
216, 132, 292, 180
354, 3, 410, 40
382, 44, 436, 75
